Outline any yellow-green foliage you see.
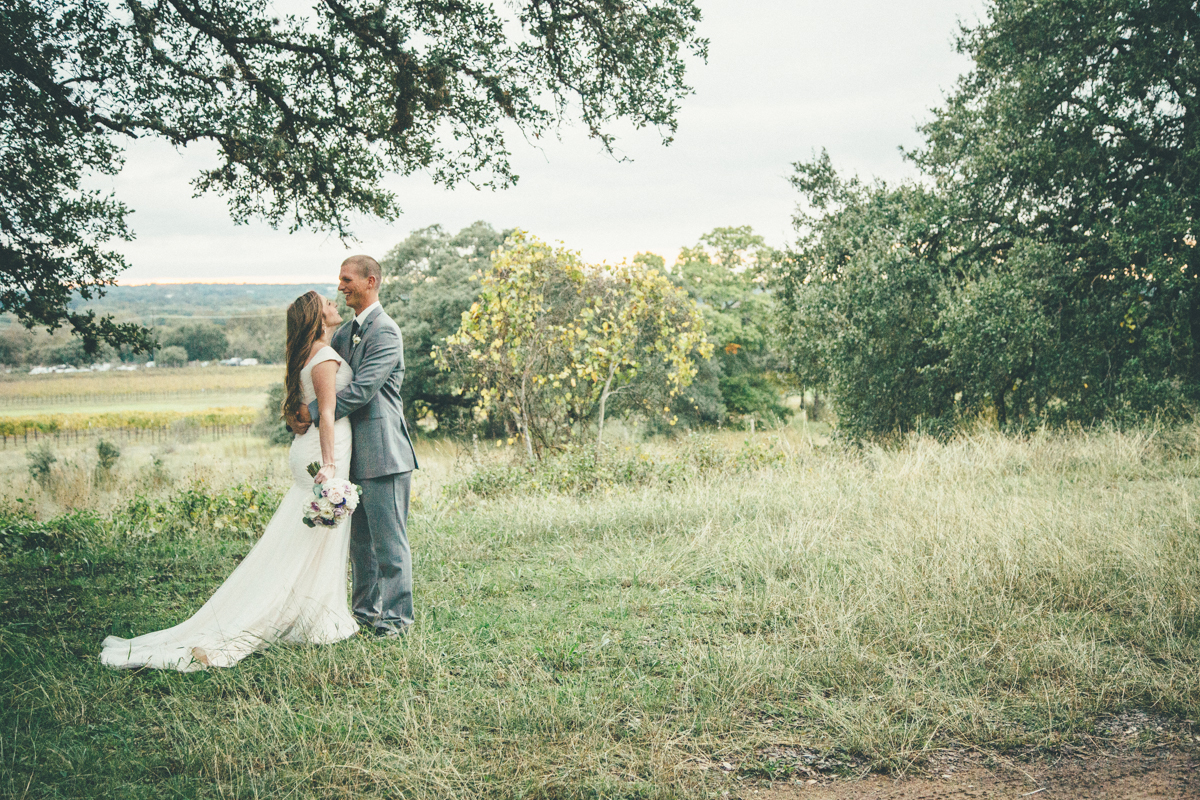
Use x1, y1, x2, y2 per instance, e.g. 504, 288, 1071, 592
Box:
438, 230, 711, 457
0, 406, 256, 435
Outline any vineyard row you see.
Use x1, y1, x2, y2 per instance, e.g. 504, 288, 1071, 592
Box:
0, 407, 258, 437
1, 424, 259, 449
0, 390, 266, 406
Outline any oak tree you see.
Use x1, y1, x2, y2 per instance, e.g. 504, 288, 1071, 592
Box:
778, 1, 1200, 435
2, 0, 707, 351
379, 221, 508, 431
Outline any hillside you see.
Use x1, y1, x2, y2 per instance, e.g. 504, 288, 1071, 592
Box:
67, 283, 340, 321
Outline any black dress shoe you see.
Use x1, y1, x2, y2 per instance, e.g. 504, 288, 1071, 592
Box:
373, 624, 409, 639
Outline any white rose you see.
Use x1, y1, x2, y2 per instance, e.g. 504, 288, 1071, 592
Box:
327, 486, 345, 505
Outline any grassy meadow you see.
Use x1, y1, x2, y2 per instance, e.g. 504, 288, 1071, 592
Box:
0, 364, 282, 416
1, 423, 1198, 798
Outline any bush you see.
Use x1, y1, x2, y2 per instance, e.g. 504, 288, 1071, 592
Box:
141, 454, 171, 488
0, 480, 285, 555
255, 383, 292, 446
94, 440, 120, 487
27, 443, 56, 487
111, 483, 283, 541
157, 345, 189, 367
0, 504, 104, 554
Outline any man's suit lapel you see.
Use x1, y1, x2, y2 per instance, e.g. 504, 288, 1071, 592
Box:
349, 306, 383, 366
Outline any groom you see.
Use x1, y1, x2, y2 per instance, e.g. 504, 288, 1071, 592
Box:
291, 255, 419, 637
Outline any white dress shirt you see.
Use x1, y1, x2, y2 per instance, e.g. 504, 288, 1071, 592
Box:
353, 301, 381, 328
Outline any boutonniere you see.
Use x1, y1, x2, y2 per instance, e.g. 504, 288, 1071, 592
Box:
352, 334, 362, 346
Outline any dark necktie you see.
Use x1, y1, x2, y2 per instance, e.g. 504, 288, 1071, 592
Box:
351, 320, 360, 340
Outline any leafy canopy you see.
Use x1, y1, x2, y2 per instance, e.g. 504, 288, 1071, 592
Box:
778, 1, 1200, 436
779, 157, 963, 438
570, 258, 711, 455
910, 0, 1200, 424
1, 0, 707, 350
671, 226, 790, 427
379, 221, 508, 431
436, 231, 710, 458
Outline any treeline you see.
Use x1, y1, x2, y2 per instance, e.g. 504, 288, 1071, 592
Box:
376, 221, 795, 444
41, 0, 1194, 440
775, 0, 1200, 438
0, 282, 340, 368
0, 316, 287, 368
396, 2, 1200, 443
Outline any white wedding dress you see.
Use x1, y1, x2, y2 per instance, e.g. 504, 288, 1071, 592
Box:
100, 347, 358, 671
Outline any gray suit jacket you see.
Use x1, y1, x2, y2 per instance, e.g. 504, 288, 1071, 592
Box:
308, 305, 419, 480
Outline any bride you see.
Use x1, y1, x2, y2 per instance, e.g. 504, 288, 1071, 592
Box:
100, 291, 358, 671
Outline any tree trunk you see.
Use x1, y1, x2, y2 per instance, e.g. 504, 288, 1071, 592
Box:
518, 370, 535, 462
595, 363, 618, 462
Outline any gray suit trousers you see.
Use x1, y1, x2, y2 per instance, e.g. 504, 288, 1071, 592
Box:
350, 472, 413, 630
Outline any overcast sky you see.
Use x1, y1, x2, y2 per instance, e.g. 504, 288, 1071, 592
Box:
106, 0, 986, 284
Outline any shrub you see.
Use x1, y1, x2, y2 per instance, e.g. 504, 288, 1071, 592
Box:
27, 443, 56, 487
111, 482, 283, 541
94, 440, 121, 487
255, 383, 292, 446
141, 454, 171, 488
157, 345, 189, 367
0, 505, 104, 554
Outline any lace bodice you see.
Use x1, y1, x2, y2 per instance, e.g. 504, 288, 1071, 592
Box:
300, 346, 352, 404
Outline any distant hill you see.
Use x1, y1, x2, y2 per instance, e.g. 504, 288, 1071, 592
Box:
67, 283, 340, 322
0, 283, 349, 367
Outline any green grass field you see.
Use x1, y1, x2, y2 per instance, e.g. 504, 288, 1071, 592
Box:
0, 364, 282, 416
1, 427, 1198, 798
0, 393, 269, 417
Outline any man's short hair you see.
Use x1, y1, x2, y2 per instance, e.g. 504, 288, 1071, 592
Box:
342, 255, 382, 283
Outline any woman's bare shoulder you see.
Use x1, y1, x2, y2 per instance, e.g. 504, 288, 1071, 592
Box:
304, 344, 343, 369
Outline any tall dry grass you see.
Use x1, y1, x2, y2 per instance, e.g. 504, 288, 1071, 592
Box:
0, 364, 283, 398
0, 426, 1197, 798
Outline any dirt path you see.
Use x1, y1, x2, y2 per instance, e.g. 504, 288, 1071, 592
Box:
747, 751, 1197, 799
738, 713, 1199, 800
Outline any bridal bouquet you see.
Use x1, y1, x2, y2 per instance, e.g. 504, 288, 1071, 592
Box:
302, 462, 361, 528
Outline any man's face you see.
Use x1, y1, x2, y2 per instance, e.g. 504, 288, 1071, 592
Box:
339, 263, 374, 312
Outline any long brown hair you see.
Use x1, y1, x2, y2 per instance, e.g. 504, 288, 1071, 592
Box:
283, 291, 325, 419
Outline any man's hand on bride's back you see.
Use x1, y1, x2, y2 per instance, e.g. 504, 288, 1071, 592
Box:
286, 405, 312, 436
